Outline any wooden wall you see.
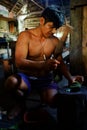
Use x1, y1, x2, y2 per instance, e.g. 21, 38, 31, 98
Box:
82, 6, 87, 76
70, 0, 87, 76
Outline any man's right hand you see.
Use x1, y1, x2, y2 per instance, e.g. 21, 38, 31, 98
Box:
44, 59, 60, 72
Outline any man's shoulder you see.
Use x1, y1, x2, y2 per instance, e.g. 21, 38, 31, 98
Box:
18, 29, 32, 37
50, 35, 60, 44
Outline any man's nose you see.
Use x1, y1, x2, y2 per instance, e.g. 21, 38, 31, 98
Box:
52, 28, 57, 34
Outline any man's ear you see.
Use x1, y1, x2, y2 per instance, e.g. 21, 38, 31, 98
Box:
40, 17, 45, 25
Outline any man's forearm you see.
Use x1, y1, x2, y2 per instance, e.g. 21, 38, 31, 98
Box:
60, 63, 73, 84
16, 59, 45, 71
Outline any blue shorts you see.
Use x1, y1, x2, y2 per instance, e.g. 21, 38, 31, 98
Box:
17, 72, 58, 93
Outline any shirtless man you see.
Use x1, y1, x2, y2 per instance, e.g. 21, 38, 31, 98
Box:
4, 6, 83, 119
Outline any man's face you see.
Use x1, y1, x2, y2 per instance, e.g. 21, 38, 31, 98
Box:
40, 17, 57, 38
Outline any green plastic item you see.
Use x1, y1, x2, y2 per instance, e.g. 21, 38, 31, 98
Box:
0, 124, 18, 130
69, 81, 82, 92
70, 81, 81, 88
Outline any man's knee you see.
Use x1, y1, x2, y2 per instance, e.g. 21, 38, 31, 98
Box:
5, 74, 21, 91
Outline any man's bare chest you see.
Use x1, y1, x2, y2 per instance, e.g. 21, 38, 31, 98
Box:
28, 39, 55, 60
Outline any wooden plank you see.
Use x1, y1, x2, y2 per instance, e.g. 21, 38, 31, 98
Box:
70, 6, 83, 75
71, 0, 87, 9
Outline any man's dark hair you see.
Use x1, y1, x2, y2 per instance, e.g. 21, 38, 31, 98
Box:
41, 6, 65, 29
